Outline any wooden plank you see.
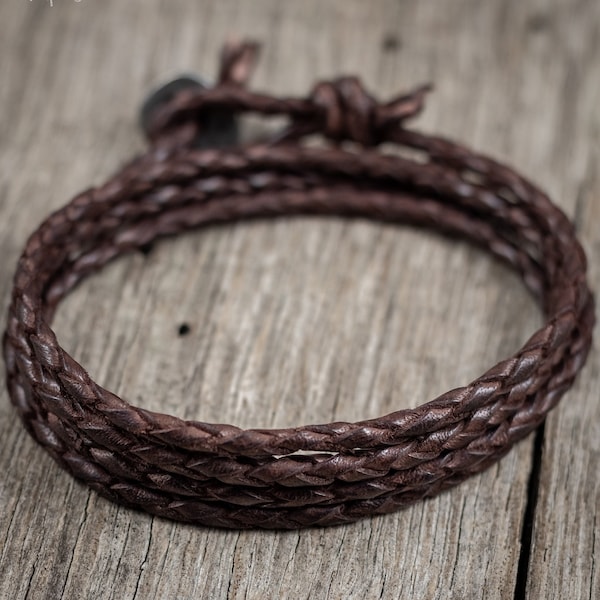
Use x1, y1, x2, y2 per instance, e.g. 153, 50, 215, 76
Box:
524, 2, 600, 592
0, 1, 596, 598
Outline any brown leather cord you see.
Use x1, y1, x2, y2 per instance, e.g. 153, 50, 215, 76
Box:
3, 41, 594, 529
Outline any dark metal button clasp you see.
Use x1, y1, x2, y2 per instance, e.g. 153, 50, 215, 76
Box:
140, 75, 238, 148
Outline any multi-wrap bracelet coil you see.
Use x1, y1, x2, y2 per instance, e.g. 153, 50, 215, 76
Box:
3, 42, 594, 529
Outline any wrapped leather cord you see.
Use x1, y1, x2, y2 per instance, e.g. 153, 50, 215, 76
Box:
3, 41, 594, 529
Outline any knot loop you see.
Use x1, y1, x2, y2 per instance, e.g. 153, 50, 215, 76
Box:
310, 77, 377, 145
309, 77, 432, 146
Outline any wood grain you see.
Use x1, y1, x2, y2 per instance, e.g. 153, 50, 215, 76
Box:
525, 20, 600, 595
0, 1, 597, 599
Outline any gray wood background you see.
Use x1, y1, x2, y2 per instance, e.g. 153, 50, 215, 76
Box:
0, 1, 598, 598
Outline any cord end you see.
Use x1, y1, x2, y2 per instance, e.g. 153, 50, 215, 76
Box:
218, 38, 261, 87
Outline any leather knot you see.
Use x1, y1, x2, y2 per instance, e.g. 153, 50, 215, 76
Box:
309, 77, 432, 146
310, 77, 377, 145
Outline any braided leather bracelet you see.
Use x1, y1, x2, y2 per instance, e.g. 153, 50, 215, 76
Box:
3, 41, 594, 529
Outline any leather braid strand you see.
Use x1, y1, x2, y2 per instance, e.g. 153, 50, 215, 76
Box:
3, 41, 594, 529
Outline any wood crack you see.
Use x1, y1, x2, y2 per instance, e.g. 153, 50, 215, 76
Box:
132, 517, 153, 600
59, 491, 92, 600
514, 423, 545, 600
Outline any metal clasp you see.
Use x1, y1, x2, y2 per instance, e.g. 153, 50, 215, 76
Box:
140, 75, 238, 148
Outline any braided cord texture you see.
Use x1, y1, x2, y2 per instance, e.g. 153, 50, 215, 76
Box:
3, 42, 594, 529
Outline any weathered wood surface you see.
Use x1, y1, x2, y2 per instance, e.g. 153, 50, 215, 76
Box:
0, 1, 597, 599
